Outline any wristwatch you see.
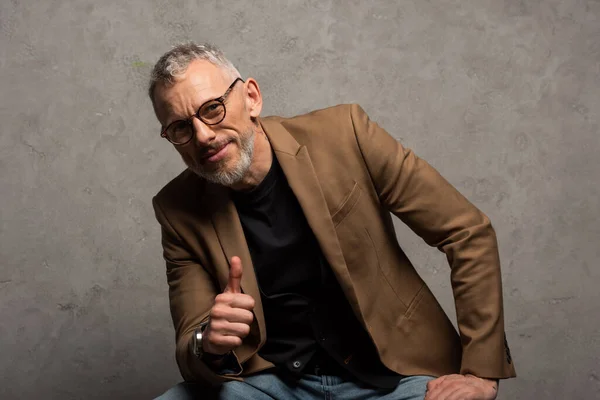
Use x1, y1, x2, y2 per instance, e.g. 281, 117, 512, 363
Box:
191, 319, 211, 358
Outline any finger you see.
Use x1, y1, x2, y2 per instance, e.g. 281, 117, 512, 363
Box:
427, 374, 458, 392
218, 322, 252, 338
224, 256, 243, 294
229, 294, 256, 311
207, 333, 243, 350
426, 379, 459, 400
214, 293, 255, 311
211, 306, 254, 325
445, 387, 473, 400
427, 375, 448, 391
226, 309, 254, 325
433, 378, 475, 400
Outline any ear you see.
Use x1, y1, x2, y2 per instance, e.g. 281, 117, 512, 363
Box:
243, 78, 263, 119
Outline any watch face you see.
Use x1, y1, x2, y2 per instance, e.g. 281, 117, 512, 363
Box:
193, 330, 203, 357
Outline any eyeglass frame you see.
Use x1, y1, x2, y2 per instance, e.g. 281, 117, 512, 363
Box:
160, 77, 245, 145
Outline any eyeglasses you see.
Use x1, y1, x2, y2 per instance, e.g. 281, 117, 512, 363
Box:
160, 77, 244, 145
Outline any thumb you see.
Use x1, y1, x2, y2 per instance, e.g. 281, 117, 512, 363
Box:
224, 256, 243, 294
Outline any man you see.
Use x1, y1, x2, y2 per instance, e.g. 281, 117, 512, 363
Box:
150, 42, 516, 400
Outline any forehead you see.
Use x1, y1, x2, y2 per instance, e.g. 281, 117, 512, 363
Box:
153, 60, 230, 122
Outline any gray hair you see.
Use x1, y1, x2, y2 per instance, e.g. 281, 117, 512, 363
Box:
148, 42, 241, 104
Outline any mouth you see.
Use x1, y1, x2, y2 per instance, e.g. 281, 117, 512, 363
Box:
200, 142, 231, 164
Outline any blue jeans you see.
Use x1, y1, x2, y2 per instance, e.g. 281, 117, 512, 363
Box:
154, 371, 433, 400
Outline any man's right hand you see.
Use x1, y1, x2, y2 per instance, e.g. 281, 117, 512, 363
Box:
202, 256, 255, 356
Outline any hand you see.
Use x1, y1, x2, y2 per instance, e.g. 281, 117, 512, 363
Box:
425, 374, 498, 400
202, 256, 255, 355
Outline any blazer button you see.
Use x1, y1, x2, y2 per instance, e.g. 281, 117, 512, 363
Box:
292, 360, 302, 369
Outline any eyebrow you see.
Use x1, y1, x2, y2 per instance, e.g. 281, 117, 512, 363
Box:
161, 92, 214, 127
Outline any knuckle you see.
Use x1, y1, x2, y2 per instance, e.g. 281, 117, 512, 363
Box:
245, 311, 255, 324
215, 293, 231, 303
211, 305, 230, 320
210, 320, 225, 332
239, 324, 251, 337
205, 332, 218, 344
209, 307, 221, 319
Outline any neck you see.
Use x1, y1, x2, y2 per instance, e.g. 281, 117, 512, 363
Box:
230, 124, 272, 191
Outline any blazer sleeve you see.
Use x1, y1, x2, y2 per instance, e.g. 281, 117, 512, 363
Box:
349, 104, 516, 379
152, 196, 243, 385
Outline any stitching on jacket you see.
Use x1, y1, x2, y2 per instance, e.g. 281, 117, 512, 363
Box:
363, 227, 408, 309
332, 182, 361, 226
403, 283, 427, 322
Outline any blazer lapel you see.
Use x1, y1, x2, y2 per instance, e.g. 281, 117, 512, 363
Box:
259, 117, 362, 315
206, 117, 364, 361
206, 183, 267, 361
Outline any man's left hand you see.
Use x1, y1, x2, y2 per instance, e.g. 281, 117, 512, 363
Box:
425, 374, 498, 400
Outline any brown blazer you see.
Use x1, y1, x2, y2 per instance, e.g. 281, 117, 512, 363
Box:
152, 104, 516, 385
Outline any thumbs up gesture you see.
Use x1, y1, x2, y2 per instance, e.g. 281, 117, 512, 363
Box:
202, 256, 256, 356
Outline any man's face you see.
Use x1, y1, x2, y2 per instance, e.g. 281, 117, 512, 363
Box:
153, 60, 260, 186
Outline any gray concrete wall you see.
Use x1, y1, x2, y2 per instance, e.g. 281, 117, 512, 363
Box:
1, 0, 598, 398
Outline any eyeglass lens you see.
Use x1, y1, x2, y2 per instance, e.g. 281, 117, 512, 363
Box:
165, 102, 226, 144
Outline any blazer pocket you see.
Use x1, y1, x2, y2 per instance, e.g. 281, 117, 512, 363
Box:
331, 182, 362, 226
399, 283, 427, 323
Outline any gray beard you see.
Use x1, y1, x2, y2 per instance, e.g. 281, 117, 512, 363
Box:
189, 130, 255, 187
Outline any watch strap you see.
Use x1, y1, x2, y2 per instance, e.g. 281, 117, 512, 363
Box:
191, 319, 211, 358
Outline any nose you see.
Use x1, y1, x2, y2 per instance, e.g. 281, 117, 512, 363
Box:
191, 116, 216, 146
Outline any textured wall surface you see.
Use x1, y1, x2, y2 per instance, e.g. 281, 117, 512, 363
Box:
1, 0, 599, 399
